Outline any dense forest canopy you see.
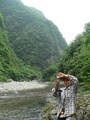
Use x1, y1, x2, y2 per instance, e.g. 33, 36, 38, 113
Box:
0, 13, 41, 81
0, 0, 89, 84
42, 22, 90, 83
58, 22, 90, 81
0, 0, 67, 71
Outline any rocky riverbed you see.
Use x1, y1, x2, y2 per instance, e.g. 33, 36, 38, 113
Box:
40, 93, 90, 120
0, 80, 48, 92
0, 81, 51, 120
0, 81, 90, 120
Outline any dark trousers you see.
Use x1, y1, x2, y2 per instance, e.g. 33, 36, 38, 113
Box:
58, 117, 67, 120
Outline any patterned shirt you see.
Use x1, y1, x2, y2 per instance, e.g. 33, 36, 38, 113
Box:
52, 75, 79, 118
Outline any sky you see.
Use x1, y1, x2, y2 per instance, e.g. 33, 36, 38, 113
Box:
21, 0, 90, 44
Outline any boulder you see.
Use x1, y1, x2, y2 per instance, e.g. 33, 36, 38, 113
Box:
40, 94, 90, 120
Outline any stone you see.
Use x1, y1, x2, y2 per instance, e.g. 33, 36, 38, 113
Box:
40, 94, 90, 120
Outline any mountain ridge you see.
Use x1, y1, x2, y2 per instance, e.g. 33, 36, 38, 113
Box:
0, 0, 67, 70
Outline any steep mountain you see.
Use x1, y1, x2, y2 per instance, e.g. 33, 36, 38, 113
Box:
0, 0, 67, 70
58, 22, 90, 82
42, 22, 90, 82
0, 13, 40, 81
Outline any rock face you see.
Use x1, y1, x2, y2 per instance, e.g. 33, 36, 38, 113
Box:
76, 94, 90, 120
40, 94, 90, 120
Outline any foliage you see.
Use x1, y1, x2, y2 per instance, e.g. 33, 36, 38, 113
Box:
0, 13, 41, 81
57, 22, 90, 82
0, 0, 67, 70
42, 64, 58, 81
1, 0, 89, 85
79, 81, 90, 94
42, 22, 90, 83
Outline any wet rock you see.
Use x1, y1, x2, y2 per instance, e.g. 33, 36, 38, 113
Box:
87, 105, 90, 111
40, 94, 90, 120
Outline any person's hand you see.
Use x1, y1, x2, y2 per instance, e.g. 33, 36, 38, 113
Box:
57, 72, 68, 78
55, 80, 60, 90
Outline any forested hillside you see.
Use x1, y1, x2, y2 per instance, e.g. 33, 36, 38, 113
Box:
0, 0, 67, 70
0, 0, 89, 85
0, 13, 41, 81
42, 22, 90, 84
58, 22, 90, 82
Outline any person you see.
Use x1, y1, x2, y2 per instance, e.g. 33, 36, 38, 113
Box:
52, 72, 79, 120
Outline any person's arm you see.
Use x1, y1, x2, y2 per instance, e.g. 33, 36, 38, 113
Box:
52, 80, 60, 97
57, 72, 68, 79
68, 75, 79, 93
56, 72, 79, 93
57, 72, 79, 86
68, 75, 78, 84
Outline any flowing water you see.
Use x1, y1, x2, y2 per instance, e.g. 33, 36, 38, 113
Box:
0, 82, 55, 120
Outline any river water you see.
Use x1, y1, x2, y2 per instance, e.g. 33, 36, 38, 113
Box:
0, 82, 55, 120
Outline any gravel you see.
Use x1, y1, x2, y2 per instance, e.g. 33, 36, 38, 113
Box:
0, 80, 48, 92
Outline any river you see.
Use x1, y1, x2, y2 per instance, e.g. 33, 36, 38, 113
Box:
0, 82, 55, 120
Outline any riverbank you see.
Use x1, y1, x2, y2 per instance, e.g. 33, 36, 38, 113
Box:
0, 81, 53, 120
40, 93, 90, 120
0, 80, 48, 92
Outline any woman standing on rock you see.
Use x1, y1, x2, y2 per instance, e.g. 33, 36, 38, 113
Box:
52, 72, 79, 120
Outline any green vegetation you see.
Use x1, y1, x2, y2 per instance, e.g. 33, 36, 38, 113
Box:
0, 0, 67, 70
0, 0, 67, 81
42, 22, 90, 92
42, 64, 58, 81
0, 12, 41, 81
57, 22, 90, 82
0, 0, 89, 88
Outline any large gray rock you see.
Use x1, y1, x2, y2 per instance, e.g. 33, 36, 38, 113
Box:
40, 94, 90, 120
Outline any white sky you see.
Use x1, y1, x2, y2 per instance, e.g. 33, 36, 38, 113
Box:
21, 0, 90, 44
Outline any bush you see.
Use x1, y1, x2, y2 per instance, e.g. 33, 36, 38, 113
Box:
0, 76, 7, 82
